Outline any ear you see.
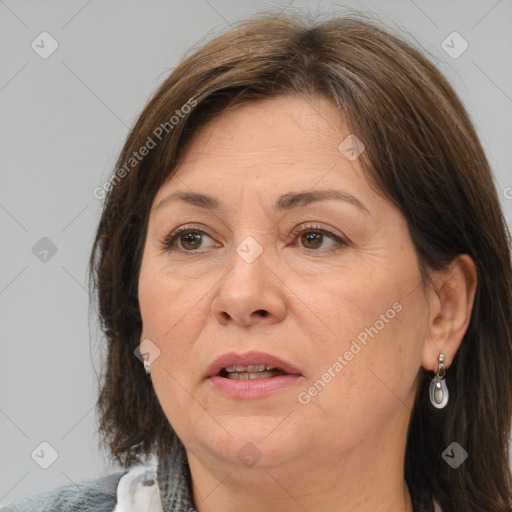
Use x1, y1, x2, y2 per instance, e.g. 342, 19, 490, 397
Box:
421, 254, 477, 372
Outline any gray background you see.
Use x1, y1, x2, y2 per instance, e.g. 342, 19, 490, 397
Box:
1, 0, 511, 505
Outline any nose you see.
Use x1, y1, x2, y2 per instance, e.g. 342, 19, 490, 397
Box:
212, 241, 287, 328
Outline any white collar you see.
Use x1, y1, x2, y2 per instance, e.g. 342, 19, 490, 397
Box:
113, 465, 164, 512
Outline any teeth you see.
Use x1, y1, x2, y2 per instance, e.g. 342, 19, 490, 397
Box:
225, 364, 277, 373
226, 370, 283, 380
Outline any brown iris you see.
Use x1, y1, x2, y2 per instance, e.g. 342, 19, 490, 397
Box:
180, 232, 203, 250
301, 231, 323, 249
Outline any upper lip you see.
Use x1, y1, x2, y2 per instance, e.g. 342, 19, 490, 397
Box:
205, 351, 302, 378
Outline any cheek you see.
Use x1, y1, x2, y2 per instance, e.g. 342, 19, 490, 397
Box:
295, 258, 426, 404
138, 257, 211, 431
138, 255, 211, 364
298, 278, 426, 427
296, 267, 400, 352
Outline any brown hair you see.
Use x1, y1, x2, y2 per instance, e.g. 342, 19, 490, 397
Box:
89, 12, 512, 512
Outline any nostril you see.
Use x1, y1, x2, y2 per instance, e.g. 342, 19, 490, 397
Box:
217, 309, 269, 323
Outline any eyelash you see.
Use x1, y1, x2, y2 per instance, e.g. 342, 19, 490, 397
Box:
160, 223, 349, 254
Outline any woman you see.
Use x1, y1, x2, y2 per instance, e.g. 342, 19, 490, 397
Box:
4, 12, 511, 512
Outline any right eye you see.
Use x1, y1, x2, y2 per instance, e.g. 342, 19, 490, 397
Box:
160, 225, 218, 253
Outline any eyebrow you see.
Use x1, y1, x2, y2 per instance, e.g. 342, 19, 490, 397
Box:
154, 189, 370, 215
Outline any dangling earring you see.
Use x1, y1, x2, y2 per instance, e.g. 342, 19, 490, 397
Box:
138, 335, 152, 377
143, 357, 151, 377
429, 353, 448, 408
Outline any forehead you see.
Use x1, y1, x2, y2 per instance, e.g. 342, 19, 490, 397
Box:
178, 95, 346, 167
153, 95, 374, 209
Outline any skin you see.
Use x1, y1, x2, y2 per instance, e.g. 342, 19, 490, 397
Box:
138, 95, 477, 512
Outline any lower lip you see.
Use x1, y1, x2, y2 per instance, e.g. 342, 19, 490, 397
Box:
208, 374, 302, 398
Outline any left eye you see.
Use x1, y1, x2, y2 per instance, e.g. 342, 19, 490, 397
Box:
293, 227, 348, 251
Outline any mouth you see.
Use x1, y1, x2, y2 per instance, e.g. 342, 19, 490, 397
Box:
220, 365, 288, 380
205, 351, 302, 379
205, 351, 303, 399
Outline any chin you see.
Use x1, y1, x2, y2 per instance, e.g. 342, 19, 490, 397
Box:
187, 414, 306, 470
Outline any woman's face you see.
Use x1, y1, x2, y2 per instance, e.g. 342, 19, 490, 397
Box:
138, 95, 435, 472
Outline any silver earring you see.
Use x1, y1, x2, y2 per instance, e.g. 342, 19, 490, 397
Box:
143, 357, 151, 376
429, 353, 448, 408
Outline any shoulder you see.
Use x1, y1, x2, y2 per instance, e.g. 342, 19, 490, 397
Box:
1, 471, 126, 512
